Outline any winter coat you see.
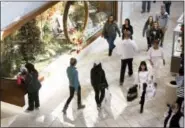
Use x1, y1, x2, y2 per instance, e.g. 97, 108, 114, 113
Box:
149, 28, 163, 43
102, 21, 121, 39
122, 24, 133, 39
25, 72, 41, 93
143, 21, 153, 37
90, 63, 108, 90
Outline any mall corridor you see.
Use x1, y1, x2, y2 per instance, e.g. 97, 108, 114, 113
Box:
1, 1, 184, 127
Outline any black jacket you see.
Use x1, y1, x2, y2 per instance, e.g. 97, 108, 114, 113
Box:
25, 72, 41, 93
90, 63, 108, 90
122, 24, 133, 39
149, 28, 163, 42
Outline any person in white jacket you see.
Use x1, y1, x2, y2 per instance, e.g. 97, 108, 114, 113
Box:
116, 31, 138, 86
148, 40, 165, 86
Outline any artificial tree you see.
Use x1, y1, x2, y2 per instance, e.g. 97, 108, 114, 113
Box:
17, 19, 44, 63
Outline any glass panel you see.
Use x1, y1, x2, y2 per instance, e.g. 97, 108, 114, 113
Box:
84, 1, 115, 40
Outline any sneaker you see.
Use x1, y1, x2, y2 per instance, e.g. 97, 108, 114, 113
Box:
26, 107, 34, 111
78, 105, 85, 110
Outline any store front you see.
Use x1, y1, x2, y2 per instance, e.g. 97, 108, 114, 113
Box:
1, 1, 118, 106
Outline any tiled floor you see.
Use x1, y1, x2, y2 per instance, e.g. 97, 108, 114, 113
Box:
1, 1, 184, 127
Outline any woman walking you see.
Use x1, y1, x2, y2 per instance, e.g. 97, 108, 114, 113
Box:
148, 40, 165, 86
122, 18, 133, 40
149, 21, 163, 46
102, 15, 121, 56
135, 61, 152, 113
143, 16, 154, 50
25, 63, 41, 111
90, 62, 108, 110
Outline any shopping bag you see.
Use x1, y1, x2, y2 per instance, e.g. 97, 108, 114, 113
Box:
104, 88, 112, 106
146, 83, 156, 99
127, 85, 138, 102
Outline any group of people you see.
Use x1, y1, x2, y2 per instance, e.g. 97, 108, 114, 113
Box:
17, 2, 183, 127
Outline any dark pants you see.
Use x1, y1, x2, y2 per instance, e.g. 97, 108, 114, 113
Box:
94, 88, 105, 106
106, 36, 116, 56
120, 58, 133, 83
63, 86, 81, 110
176, 97, 184, 112
164, 106, 172, 128
147, 37, 151, 49
142, 1, 151, 12
165, 4, 171, 15
28, 91, 40, 109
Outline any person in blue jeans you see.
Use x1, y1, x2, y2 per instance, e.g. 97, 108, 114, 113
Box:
62, 58, 85, 115
102, 15, 121, 56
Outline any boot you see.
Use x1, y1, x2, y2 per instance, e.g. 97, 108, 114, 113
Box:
108, 49, 111, 56
78, 104, 85, 110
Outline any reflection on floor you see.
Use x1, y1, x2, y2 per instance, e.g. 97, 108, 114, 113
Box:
1, 1, 184, 127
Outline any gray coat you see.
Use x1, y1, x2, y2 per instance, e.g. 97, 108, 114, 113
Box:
102, 21, 121, 38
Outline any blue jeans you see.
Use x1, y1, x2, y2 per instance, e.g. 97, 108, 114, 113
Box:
106, 36, 116, 50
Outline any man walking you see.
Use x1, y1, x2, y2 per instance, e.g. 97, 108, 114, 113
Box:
116, 31, 138, 86
141, 1, 151, 13
156, 5, 169, 47
62, 58, 85, 114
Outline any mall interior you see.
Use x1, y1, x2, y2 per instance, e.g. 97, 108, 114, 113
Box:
0, 1, 184, 127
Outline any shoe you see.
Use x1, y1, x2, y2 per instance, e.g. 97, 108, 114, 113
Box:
141, 11, 145, 13
128, 73, 133, 77
26, 107, 34, 111
154, 83, 157, 87
120, 82, 123, 86
97, 104, 101, 110
62, 109, 67, 115
167, 103, 171, 108
147, 10, 150, 13
78, 104, 85, 110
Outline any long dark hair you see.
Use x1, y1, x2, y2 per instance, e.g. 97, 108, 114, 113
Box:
107, 15, 114, 23
146, 16, 153, 26
25, 63, 38, 76
125, 18, 131, 26
138, 61, 148, 72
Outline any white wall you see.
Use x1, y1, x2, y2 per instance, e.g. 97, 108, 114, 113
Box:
1, 1, 50, 30
117, 2, 141, 28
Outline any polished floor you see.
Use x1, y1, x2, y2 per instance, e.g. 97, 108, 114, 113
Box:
1, 1, 184, 127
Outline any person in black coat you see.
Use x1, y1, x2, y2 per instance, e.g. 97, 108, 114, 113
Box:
122, 18, 133, 40
149, 21, 163, 46
163, 1, 172, 15
90, 62, 108, 110
25, 63, 41, 111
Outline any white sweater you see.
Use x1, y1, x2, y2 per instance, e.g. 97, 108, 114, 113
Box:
148, 47, 164, 61
116, 39, 138, 60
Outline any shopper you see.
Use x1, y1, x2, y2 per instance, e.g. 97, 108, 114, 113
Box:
122, 18, 133, 40
116, 31, 138, 86
163, 1, 172, 15
148, 40, 165, 86
63, 58, 85, 115
143, 16, 154, 50
141, 1, 151, 13
156, 5, 169, 47
102, 15, 121, 56
25, 63, 41, 111
175, 67, 184, 112
149, 21, 163, 46
90, 62, 108, 110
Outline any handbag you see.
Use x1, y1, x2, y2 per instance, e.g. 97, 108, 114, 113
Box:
127, 85, 138, 102
104, 88, 112, 106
